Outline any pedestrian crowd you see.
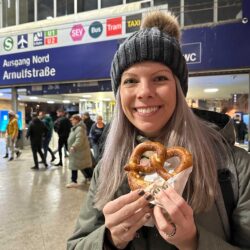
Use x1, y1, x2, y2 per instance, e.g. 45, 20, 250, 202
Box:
2, 109, 104, 188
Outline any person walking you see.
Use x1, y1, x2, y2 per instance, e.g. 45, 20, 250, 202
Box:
3, 111, 22, 161
38, 111, 56, 162
53, 108, 72, 166
68, 11, 250, 249
26, 114, 48, 170
82, 112, 94, 136
89, 115, 105, 161
66, 114, 92, 188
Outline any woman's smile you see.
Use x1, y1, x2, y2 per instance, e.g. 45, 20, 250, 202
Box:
134, 105, 161, 116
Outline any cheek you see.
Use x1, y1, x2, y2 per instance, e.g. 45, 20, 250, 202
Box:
120, 90, 132, 112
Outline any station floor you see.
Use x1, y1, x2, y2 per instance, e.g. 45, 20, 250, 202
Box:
0, 139, 89, 250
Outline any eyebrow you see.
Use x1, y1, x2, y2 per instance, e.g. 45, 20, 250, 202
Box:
122, 69, 171, 77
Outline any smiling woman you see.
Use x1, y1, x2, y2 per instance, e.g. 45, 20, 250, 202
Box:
67, 10, 250, 250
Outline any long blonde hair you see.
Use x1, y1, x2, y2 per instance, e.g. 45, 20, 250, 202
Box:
94, 79, 230, 213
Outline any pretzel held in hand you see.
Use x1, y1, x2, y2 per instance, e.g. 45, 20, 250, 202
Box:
124, 141, 192, 190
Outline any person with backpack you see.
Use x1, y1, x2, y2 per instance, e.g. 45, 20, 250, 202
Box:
68, 11, 250, 249
38, 111, 56, 163
53, 108, 72, 166
26, 114, 48, 170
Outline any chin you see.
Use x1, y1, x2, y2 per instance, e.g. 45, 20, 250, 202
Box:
139, 128, 161, 138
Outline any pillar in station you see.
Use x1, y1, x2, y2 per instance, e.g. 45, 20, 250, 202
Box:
11, 87, 18, 113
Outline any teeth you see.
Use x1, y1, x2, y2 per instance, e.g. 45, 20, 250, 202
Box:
137, 107, 158, 114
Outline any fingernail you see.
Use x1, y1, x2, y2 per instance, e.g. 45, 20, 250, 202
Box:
148, 203, 155, 208
144, 193, 153, 201
137, 189, 145, 196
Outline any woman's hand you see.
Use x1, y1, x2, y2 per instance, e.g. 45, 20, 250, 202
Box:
103, 189, 154, 249
153, 188, 198, 250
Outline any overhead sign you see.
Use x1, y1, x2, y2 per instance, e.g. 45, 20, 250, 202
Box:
3, 37, 14, 51
33, 32, 44, 46
126, 13, 142, 33
26, 80, 112, 95
89, 21, 103, 38
106, 17, 122, 36
181, 43, 201, 64
0, 40, 118, 86
17, 34, 28, 49
0, 10, 250, 88
0, 16, 128, 56
44, 29, 58, 45
70, 24, 85, 41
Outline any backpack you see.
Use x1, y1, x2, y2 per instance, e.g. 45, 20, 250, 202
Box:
218, 168, 235, 224
217, 147, 239, 242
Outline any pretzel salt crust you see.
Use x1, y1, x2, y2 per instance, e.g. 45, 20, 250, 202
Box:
124, 141, 192, 191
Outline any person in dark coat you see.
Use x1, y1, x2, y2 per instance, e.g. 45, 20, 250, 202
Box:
233, 115, 247, 143
26, 114, 48, 170
89, 115, 105, 161
54, 109, 72, 166
39, 111, 56, 162
82, 112, 95, 136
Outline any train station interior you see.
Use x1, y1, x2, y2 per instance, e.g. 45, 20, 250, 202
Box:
0, 0, 249, 249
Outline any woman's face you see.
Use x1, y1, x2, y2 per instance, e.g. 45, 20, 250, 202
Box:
120, 61, 176, 137
70, 118, 79, 126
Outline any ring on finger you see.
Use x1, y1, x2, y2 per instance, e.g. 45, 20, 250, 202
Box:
164, 222, 176, 237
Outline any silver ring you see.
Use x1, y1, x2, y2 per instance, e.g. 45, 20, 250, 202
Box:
121, 224, 129, 232
164, 223, 176, 237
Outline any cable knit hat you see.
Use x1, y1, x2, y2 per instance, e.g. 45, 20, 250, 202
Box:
110, 11, 188, 96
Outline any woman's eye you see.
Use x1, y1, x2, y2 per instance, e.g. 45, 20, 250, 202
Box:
154, 75, 168, 81
123, 78, 138, 84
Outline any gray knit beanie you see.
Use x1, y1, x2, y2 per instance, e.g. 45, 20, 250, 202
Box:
110, 11, 188, 96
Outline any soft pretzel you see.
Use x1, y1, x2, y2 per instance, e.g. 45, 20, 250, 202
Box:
124, 141, 192, 190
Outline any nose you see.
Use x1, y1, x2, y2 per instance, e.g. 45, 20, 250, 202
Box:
137, 79, 154, 99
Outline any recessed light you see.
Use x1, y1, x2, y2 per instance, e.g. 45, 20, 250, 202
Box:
29, 96, 38, 100
82, 95, 92, 98
204, 88, 219, 93
62, 100, 70, 103
79, 99, 87, 101
47, 101, 55, 104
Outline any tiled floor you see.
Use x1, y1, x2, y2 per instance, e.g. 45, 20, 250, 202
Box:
0, 139, 89, 250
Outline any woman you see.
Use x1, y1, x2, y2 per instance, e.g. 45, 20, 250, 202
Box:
66, 114, 92, 188
67, 11, 250, 249
89, 115, 105, 161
